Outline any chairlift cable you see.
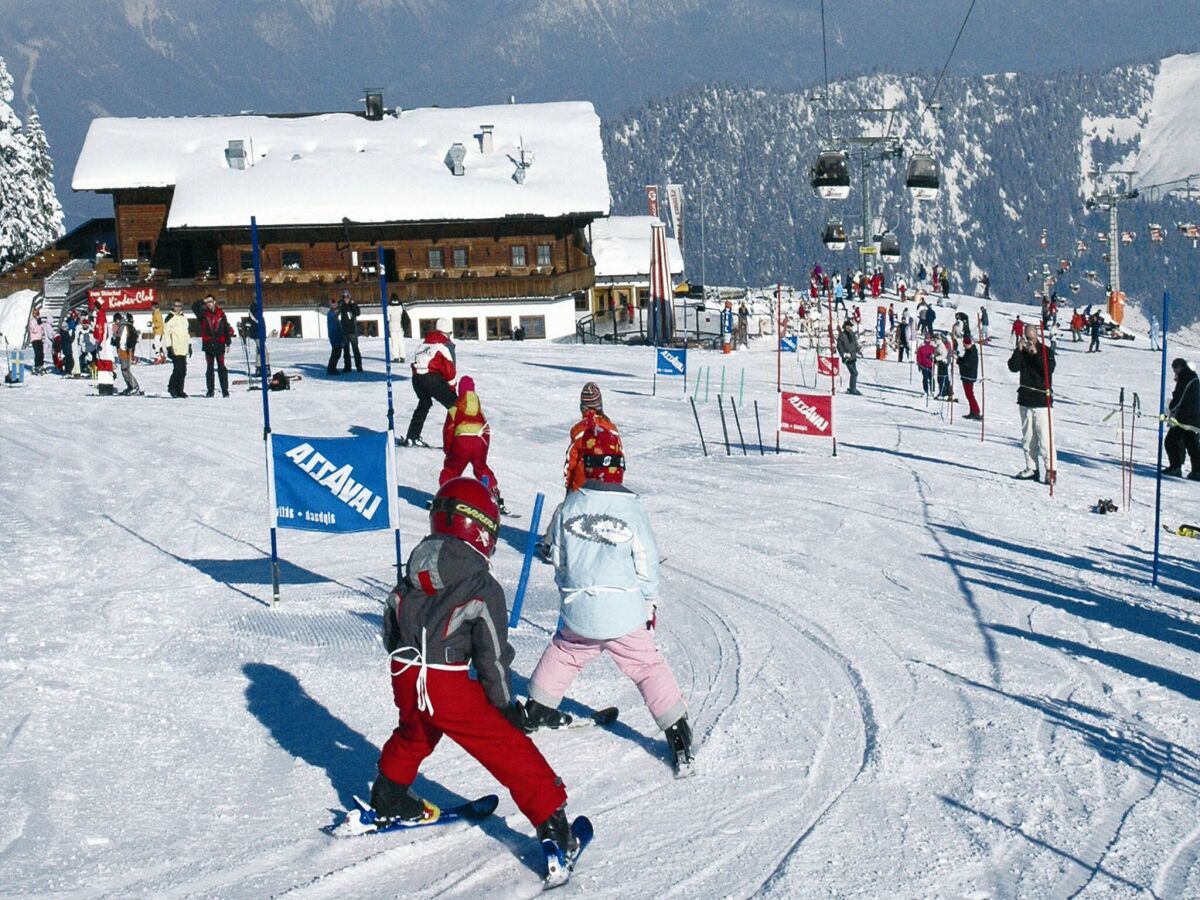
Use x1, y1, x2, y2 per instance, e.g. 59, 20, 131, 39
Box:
820, 0, 832, 142
919, 0, 979, 125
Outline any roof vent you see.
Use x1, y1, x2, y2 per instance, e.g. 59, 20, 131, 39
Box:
445, 143, 466, 176
225, 140, 246, 170
511, 137, 533, 184
364, 89, 384, 121
480, 124, 494, 154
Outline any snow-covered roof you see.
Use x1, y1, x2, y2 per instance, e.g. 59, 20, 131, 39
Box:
71, 102, 611, 229
589, 216, 684, 280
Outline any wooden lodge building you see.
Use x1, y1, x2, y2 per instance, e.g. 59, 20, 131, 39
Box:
59, 94, 612, 341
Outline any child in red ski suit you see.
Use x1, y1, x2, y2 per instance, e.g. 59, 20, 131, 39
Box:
440, 376, 501, 504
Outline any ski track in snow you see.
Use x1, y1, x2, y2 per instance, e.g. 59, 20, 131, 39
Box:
1, 291, 1199, 897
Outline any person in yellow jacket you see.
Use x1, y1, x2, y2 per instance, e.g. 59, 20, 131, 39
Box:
163, 300, 192, 398
440, 376, 506, 512
150, 302, 165, 361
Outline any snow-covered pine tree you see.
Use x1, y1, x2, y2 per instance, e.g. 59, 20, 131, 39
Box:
24, 107, 65, 256
0, 55, 48, 272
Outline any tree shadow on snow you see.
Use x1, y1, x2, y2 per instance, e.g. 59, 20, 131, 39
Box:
1086, 542, 1200, 600
241, 662, 541, 869
924, 661, 1200, 797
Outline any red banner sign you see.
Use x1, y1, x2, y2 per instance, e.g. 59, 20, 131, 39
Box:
780, 391, 834, 438
817, 355, 840, 376
646, 184, 659, 218
88, 287, 158, 312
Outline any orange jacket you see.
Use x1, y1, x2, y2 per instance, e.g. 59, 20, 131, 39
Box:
564, 412, 620, 491
443, 391, 488, 452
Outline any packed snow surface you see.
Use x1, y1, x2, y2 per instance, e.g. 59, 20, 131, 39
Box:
70, 101, 611, 227
1, 292, 1198, 898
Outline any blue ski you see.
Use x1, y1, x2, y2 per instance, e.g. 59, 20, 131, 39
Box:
330, 794, 499, 837
542, 816, 593, 889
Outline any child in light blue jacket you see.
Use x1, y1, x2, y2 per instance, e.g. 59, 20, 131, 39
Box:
524, 414, 694, 776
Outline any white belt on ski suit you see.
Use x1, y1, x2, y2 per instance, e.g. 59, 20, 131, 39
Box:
389, 627, 469, 717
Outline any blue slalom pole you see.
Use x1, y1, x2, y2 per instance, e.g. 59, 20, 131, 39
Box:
250, 217, 281, 605
1151, 291, 1170, 588
378, 263, 403, 577
509, 492, 546, 629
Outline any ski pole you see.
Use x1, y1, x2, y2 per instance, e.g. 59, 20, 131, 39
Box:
731, 399, 747, 455
689, 396, 708, 457
720, 365, 726, 398
754, 399, 765, 455
704, 366, 710, 403
717, 395, 732, 455
1128, 393, 1139, 509
509, 492, 545, 629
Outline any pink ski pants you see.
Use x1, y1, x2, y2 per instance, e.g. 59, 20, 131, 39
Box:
527, 626, 687, 731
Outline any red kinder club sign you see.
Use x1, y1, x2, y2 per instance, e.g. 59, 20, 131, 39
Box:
817, 355, 840, 376
779, 391, 834, 437
88, 287, 158, 312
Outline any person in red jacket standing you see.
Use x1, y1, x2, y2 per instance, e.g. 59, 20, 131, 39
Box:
401, 317, 457, 447
193, 294, 233, 397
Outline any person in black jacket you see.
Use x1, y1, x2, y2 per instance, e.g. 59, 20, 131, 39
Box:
1008, 323, 1056, 482
957, 336, 981, 420
836, 319, 862, 395
1087, 312, 1103, 353
361, 478, 581, 856
1163, 358, 1200, 479
336, 291, 362, 372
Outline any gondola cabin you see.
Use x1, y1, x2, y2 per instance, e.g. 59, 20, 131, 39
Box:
904, 154, 940, 201
1149, 223, 1165, 243
811, 150, 851, 200
822, 221, 848, 251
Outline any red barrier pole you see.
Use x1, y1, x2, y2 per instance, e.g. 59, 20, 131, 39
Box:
977, 312, 986, 442
776, 283, 782, 394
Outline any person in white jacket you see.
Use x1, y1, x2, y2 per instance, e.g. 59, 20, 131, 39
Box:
523, 413, 694, 776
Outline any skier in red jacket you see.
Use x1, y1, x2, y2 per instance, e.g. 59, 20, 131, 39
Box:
401, 317, 457, 447
193, 294, 234, 397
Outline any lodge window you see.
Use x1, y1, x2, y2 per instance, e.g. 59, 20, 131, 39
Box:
638, 289, 650, 308
486, 316, 512, 340
519, 315, 546, 339
240, 251, 254, 271
360, 250, 378, 274
452, 317, 479, 341
419, 318, 438, 337
574, 291, 589, 312
137, 241, 153, 260
357, 319, 380, 337
428, 248, 444, 269
536, 244, 552, 267
452, 247, 468, 268
511, 245, 527, 267
282, 250, 303, 270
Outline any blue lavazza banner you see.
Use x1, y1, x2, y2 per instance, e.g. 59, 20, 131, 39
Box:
780, 335, 798, 352
656, 347, 687, 377
272, 432, 393, 533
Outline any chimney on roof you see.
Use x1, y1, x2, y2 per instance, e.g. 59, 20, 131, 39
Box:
480, 125, 494, 154
364, 89, 384, 121
225, 140, 246, 170
445, 143, 466, 176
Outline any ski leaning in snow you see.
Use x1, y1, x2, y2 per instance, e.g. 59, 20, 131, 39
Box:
329, 793, 499, 837
542, 815, 593, 890
526, 706, 619, 734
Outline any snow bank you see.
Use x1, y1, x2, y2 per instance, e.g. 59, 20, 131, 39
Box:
72, 102, 611, 227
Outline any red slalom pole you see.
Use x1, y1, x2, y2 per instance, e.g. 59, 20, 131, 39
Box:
977, 312, 986, 442
827, 290, 836, 396
776, 282, 782, 394
1039, 321, 1056, 497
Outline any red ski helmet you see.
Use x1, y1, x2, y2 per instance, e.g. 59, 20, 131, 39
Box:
580, 412, 625, 483
429, 477, 500, 557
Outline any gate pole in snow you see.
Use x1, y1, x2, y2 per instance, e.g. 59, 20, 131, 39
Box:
509, 492, 545, 629
776, 283, 782, 394
754, 399, 765, 455
689, 397, 708, 457
1120, 388, 1127, 511
378, 264, 403, 577
1039, 321, 1056, 498
717, 395, 732, 455
251, 217, 281, 605
652, 347, 658, 397
731, 399, 747, 455
1152, 291, 1169, 588
1128, 393, 1139, 509
977, 312, 985, 442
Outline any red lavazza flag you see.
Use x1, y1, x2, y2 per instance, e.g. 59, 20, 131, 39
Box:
779, 391, 834, 438
88, 287, 158, 312
816, 355, 840, 376
646, 184, 659, 218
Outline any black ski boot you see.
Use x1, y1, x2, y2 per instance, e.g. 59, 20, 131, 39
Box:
664, 714, 695, 778
523, 699, 571, 732
536, 805, 579, 855
368, 771, 434, 826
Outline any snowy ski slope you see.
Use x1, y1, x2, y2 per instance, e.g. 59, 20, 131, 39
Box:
0, 293, 1197, 898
